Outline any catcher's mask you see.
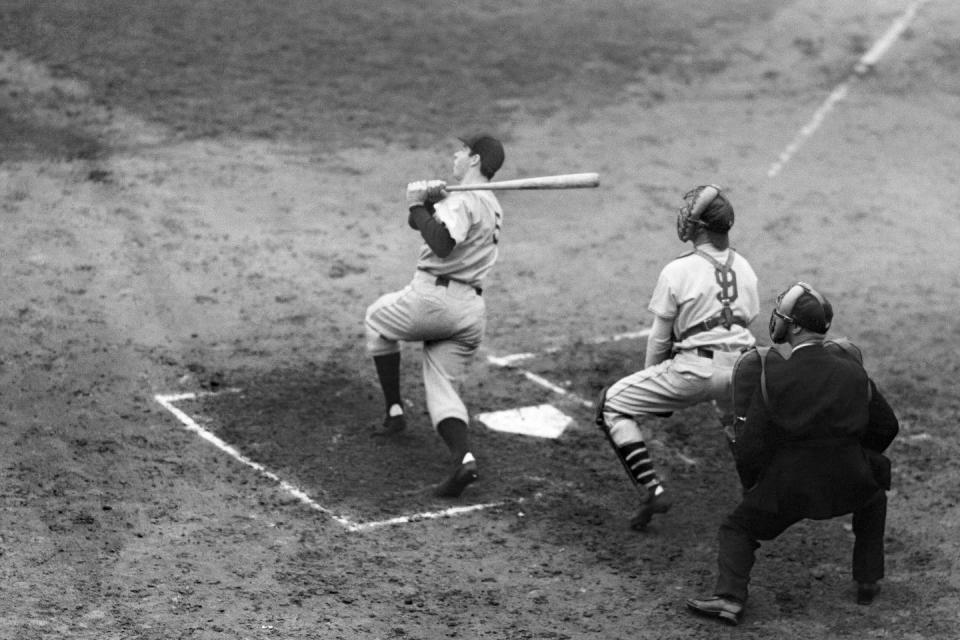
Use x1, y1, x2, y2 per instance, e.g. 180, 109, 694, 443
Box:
676, 184, 733, 242
768, 282, 832, 343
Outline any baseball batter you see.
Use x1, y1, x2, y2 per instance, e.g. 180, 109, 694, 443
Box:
364, 134, 505, 498
595, 184, 760, 530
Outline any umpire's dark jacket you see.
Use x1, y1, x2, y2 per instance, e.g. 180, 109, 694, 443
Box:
735, 343, 899, 519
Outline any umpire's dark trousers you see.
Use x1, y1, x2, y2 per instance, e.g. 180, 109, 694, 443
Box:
713, 491, 887, 603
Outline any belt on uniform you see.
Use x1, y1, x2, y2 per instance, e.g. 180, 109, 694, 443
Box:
679, 346, 750, 359
673, 347, 716, 359
435, 275, 482, 296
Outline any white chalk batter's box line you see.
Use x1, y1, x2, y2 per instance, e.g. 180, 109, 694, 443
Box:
154, 390, 514, 533
153, 329, 650, 531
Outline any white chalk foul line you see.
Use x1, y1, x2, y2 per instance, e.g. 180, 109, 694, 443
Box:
588, 329, 652, 344
154, 391, 506, 532
486, 328, 701, 465
487, 363, 593, 411
855, 0, 930, 74
767, 0, 930, 178
767, 82, 850, 178
486, 329, 652, 412
486, 330, 651, 410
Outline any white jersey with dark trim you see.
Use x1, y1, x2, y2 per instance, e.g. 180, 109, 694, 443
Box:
648, 245, 760, 351
416, 190, 502, 288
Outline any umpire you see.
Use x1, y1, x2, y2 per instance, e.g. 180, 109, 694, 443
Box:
687, 282, 899, 626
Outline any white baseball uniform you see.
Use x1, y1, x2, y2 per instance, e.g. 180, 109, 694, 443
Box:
602, 245, 760, 460
365, 190, 502, 427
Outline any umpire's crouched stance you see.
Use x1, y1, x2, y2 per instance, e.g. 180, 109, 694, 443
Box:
687, 282, 899, 626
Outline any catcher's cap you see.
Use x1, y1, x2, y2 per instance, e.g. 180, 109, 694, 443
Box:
791, 289, 833, 334
458, 134, 504, 179
699, 192, 735, 233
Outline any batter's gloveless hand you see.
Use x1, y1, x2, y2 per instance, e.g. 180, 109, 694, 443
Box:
425, 180, 448, 203
406, 180, 429, 206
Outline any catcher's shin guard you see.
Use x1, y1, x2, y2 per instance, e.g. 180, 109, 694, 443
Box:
617, 441, 658, 488
594, 386, 610, 428
596, 387, 659, 490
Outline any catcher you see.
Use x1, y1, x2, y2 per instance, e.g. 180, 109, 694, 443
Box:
595, 184, 760, 530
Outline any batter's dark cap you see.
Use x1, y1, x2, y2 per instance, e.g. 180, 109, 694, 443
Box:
459, 134, 504, 179
792, 291, 833, 334
701, 192, 735, 233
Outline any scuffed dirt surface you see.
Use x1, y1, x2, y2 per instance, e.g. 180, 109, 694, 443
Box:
1, 1, 959, 638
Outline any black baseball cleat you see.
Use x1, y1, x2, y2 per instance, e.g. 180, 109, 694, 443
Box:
371, 413, 406, 437
434, 458, 479, 498
856, 582, 880, 605
686, 596, 744, 626
630, 485, 673, 531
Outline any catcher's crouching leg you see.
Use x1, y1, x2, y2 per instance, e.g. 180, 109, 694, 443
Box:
595, 387, 672, 530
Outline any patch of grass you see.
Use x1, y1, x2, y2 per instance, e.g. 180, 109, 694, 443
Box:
0, 0, 772, 150
0, 108, 103, 161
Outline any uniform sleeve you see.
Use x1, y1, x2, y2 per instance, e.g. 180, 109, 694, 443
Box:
644, 313, 674, 368
861, 380, 899, 453
433, 195, 472, 244
647, 266, 678, 319
408, 205, 455, 258
408, 201, 435, 229
735, 254, 761, 322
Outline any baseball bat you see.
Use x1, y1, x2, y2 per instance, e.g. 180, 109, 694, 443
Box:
445, 172, 599, 191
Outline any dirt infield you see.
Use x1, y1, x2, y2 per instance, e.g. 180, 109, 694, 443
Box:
2, 1, 959, 638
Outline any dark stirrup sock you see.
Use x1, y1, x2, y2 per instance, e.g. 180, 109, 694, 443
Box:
437, 417, 470, 461
373, 352, 402, 411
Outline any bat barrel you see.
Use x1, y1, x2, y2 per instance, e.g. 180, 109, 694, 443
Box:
446, 172, 599, 191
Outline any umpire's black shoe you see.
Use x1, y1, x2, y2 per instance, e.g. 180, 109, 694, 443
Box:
630, 485, 673, 531
372, 413, 406, 437
435, 457, 478, 498
857, 582, 880, 605
686, 596, 744, 626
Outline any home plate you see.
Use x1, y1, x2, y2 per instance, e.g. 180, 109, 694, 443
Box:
477, 404, 573, 439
